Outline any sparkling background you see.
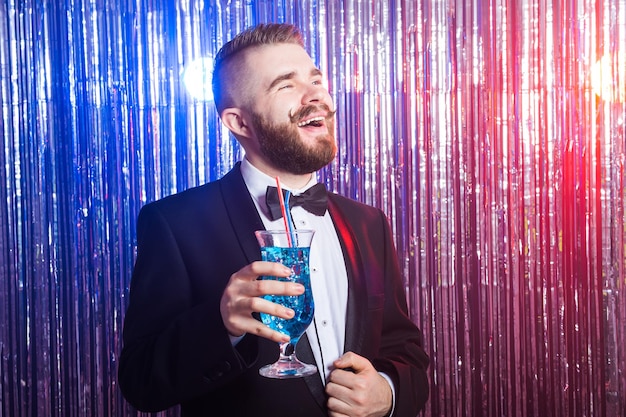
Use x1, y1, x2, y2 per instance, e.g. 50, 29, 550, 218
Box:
1, 0, 625, 416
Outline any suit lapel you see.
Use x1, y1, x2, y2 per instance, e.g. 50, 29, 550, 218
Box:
219, 163, 266, 264
327, 197, 368, 355
298, 333, 327, 410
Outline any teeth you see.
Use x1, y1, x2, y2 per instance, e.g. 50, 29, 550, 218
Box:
297, 116, 324, 127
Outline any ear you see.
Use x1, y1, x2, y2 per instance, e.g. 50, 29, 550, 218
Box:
221, 108, 252, 139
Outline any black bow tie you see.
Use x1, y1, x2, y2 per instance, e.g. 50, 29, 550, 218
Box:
265, 183, 328, 221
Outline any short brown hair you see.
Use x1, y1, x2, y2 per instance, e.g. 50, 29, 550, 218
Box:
212, 23, 305, 113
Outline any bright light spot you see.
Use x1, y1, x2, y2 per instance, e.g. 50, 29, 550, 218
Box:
591, 54, 625, 103
182, 57, 214, 101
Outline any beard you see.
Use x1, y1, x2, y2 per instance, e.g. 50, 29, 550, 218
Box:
251, 104, 337, 175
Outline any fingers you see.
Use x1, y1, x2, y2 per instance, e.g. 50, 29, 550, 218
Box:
326, 372, 392, 417
333, 351, 370, 373
243, 261, 294, 284
220, 261, 304, 343
326, 372, 364, 417
326, 352, 392, 417
327, 352, 374, 392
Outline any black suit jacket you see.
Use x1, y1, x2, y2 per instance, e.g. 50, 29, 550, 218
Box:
118, 163, 429, 416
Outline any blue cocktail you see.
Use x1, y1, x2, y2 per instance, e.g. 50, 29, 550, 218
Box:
255, 230, 317, 378
260, 246, 315, 339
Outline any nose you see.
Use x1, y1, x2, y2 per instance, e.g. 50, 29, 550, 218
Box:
302, 83, 330, 105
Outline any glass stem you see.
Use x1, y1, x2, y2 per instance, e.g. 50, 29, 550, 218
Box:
279, 341, 297, 361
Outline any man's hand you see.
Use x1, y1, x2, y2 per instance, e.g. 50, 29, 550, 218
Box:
326, 352, 393, 417
219, 261, 304, 343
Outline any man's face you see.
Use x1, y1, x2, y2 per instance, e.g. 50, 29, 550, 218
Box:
250, 104, 336, 174
240, 43, 337, 174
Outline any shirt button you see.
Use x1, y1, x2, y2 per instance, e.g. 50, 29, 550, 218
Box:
322, 320, 328, 326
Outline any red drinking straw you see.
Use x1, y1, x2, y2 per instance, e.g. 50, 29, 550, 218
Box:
274, 177, 293, 247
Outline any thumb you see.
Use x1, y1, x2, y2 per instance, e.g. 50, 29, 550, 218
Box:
334, 351, 368, 372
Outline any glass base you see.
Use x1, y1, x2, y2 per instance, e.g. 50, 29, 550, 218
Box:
259, 357, 317, 379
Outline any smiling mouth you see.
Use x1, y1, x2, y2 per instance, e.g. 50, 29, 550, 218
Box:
297, 116, 325, 127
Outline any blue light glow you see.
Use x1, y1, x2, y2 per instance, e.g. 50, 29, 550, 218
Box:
183, 57, 214, 101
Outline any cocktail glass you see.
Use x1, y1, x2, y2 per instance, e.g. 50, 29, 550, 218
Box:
255, 229, 317, 378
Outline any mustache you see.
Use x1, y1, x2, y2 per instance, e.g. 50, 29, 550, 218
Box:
288, 104, 336, 123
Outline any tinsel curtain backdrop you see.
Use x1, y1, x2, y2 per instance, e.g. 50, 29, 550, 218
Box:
1, 0, 625, 416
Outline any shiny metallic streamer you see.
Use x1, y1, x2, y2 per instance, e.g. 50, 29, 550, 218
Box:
0, 0, 624, 416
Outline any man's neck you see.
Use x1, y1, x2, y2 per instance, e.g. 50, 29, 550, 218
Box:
244, 156, 313, 189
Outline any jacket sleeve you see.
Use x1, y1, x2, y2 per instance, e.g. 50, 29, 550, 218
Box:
371, 208, 430, 415
331, 196, 430, 415
117, 202, 258, 412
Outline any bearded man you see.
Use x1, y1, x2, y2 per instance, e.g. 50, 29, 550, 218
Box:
118, 23, 429, 417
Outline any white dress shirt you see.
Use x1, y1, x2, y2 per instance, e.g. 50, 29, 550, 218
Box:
241, 158, 348, 384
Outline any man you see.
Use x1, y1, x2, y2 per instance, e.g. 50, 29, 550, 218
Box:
118, 23, 429, 417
